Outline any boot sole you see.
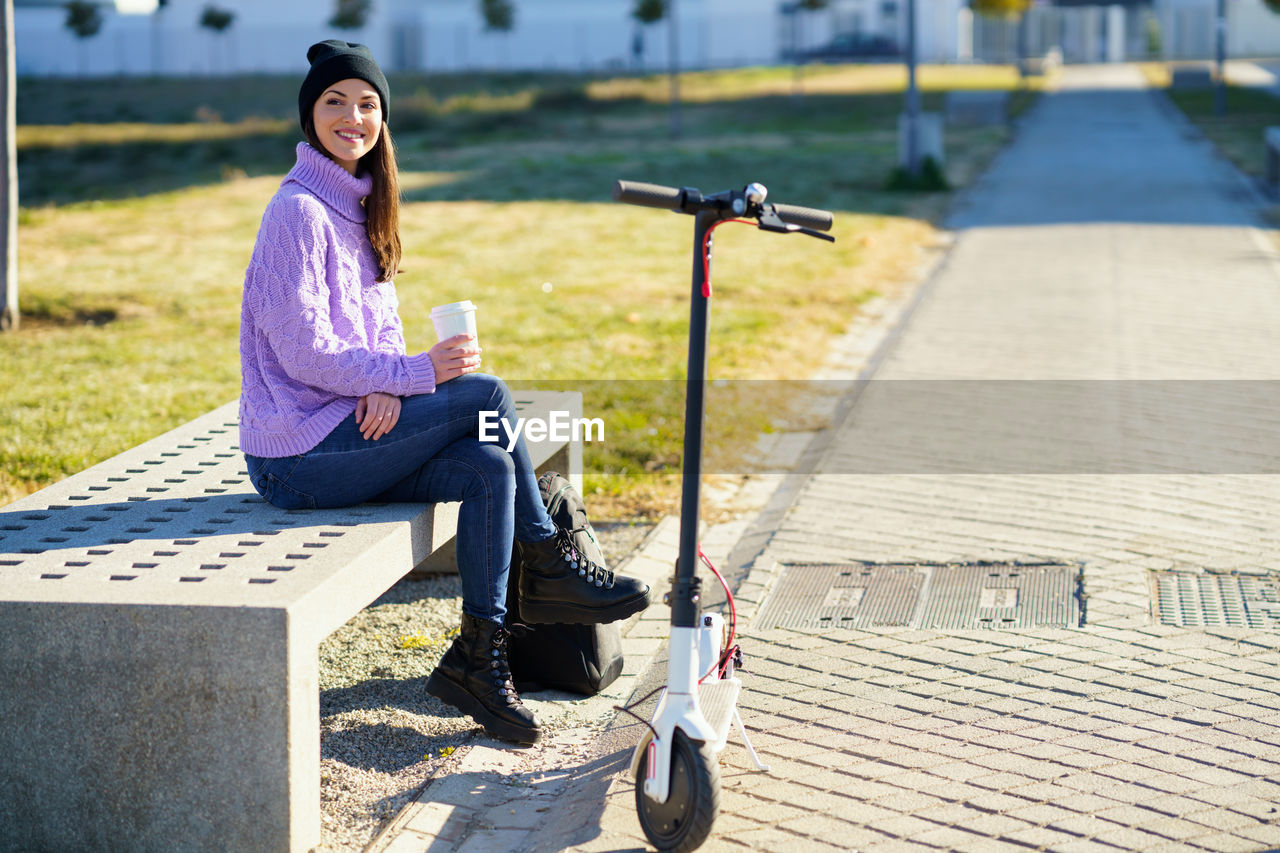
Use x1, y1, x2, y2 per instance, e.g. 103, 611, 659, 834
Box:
517, 589, 650, 625
425, 672, 542, 745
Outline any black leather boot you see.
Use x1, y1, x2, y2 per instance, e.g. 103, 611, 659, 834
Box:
516, 528, 651, 624
425, 613, 542, 745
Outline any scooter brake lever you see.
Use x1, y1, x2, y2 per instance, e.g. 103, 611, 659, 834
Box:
755, 209, 797, 235
796, 226, 836, 243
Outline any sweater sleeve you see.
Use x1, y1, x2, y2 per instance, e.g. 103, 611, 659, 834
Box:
247, 195, 436, 397
372, 280, 410, 358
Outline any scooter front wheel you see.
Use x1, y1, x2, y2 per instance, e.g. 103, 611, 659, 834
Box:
635, 729, 720, 853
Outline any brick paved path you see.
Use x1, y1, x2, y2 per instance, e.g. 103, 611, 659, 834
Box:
577, 65, 1280, 853
378, 65, 1280, 853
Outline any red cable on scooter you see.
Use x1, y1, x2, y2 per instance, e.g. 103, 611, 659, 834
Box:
696, 544, 737, 684
701, 219, 753, 297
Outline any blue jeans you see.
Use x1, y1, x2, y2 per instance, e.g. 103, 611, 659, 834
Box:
243, 373, 556, 624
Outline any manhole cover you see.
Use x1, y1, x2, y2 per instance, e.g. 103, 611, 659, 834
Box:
751, 563, 924, 630
917, 564, 1081, 630
753, 562, 1081, 630
1150, 571, 1280, 629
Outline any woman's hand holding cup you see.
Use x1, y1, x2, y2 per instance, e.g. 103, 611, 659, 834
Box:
429, 333, 481, 384
428, 301, 481, 384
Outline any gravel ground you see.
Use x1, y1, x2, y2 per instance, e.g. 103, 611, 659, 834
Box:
316, 520, 654, 852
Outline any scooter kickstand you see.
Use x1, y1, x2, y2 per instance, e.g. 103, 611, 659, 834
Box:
733, 707, 771, 773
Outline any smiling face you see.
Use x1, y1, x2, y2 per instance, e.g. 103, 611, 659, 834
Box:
311, 77, 383, 174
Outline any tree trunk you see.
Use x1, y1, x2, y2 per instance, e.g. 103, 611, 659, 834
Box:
1, 0, 16, 332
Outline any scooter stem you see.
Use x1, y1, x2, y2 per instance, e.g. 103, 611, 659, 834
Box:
672, 209, 721, 629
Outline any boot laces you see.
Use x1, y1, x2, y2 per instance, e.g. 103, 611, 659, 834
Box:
555, 528, 615, 589
488, 626, 523, 707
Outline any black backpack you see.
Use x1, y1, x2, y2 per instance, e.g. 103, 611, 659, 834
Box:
506, 472, 625, 696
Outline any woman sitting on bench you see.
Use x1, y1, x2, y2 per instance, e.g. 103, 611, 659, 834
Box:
237, 41, 649, 745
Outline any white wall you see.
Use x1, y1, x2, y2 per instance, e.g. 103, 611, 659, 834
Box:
15, 0, 803, 77
1228, 0, 1280, 57
1153, 0, 1280, 60
16, 0, 362, 76
16, 0, 988, 78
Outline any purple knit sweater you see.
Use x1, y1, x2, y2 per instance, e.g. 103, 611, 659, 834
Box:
238, 142, 436, 458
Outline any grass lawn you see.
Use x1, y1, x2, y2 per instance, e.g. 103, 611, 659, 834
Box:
4, 63, 1041, 516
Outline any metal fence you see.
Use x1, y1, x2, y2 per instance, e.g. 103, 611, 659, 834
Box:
967, 5, 1215, 65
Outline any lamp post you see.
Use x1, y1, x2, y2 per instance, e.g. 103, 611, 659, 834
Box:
1215, 0, 1226, 116
1, 0, 15, 332
668, 0, 682, 137
905, 0, 920, 177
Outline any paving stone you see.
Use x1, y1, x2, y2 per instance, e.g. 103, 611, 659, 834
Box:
1234, 822, 1280, 845
1046, 812, 1114, 836
731, 795, 809, 824
1141, 843, 1216, 853
968, 771, 1041, 792
379, 828, 439, 853
775, 811, 867, 841
1012, 741, 1078, 760
912, 825, 991, 849
729, 826, 815, 849
1050, 841, 1123, 853
1195, 835, 1278, 853
1051, 790, 1126, 815
1006, 802, 1086, 827
1092, 762, 1165, 783
1136, 774, 1209, 795
1005, 780, 1082, 802
865, 813, 946, 839
1004, 825, 1089, 847
1184, 807, 1266, 833
1180, 766, 1257, 787
1089, 824, 1173, 849
1052, 751, 1115, 770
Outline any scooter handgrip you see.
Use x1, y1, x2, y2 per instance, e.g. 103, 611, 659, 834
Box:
613, 180, 684, 210
772, 202, 834, 232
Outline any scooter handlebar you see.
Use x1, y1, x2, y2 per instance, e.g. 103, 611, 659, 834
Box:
771, 202, 834, 232
612, 180, 685, 210
612, 179, 834, 232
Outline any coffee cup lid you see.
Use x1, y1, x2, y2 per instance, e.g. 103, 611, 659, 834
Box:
430, 300, 476, 316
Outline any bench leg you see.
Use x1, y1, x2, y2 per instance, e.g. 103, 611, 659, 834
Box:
0, 603, 319, 853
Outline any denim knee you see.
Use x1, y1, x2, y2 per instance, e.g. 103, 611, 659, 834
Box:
458, 372, 512, 411
458, 441, 517, 499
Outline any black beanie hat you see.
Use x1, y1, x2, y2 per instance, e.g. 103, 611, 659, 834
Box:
298, 40, 390, 129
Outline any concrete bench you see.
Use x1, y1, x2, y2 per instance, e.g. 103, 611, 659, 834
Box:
0, 391, 581, 852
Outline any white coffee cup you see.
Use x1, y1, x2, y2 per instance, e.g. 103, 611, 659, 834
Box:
430, 300, 478, 345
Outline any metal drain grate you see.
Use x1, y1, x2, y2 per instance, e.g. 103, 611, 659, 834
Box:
753, 562, 1081, 631
1150, 571, 1280, 629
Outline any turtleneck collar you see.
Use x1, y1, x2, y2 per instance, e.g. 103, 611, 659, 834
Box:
283, 142, 373, 224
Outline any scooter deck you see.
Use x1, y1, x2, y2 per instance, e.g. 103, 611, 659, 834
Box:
696, 677, 741, 753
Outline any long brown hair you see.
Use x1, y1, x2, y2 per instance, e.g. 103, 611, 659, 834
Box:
304, 119, 402, 283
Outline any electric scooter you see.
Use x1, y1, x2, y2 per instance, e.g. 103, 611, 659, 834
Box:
612, 179, 835, 852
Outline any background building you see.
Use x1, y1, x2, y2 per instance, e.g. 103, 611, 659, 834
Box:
13, 0, 1280, 78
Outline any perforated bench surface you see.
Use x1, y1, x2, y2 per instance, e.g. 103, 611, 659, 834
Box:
1, 395, 578, 635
